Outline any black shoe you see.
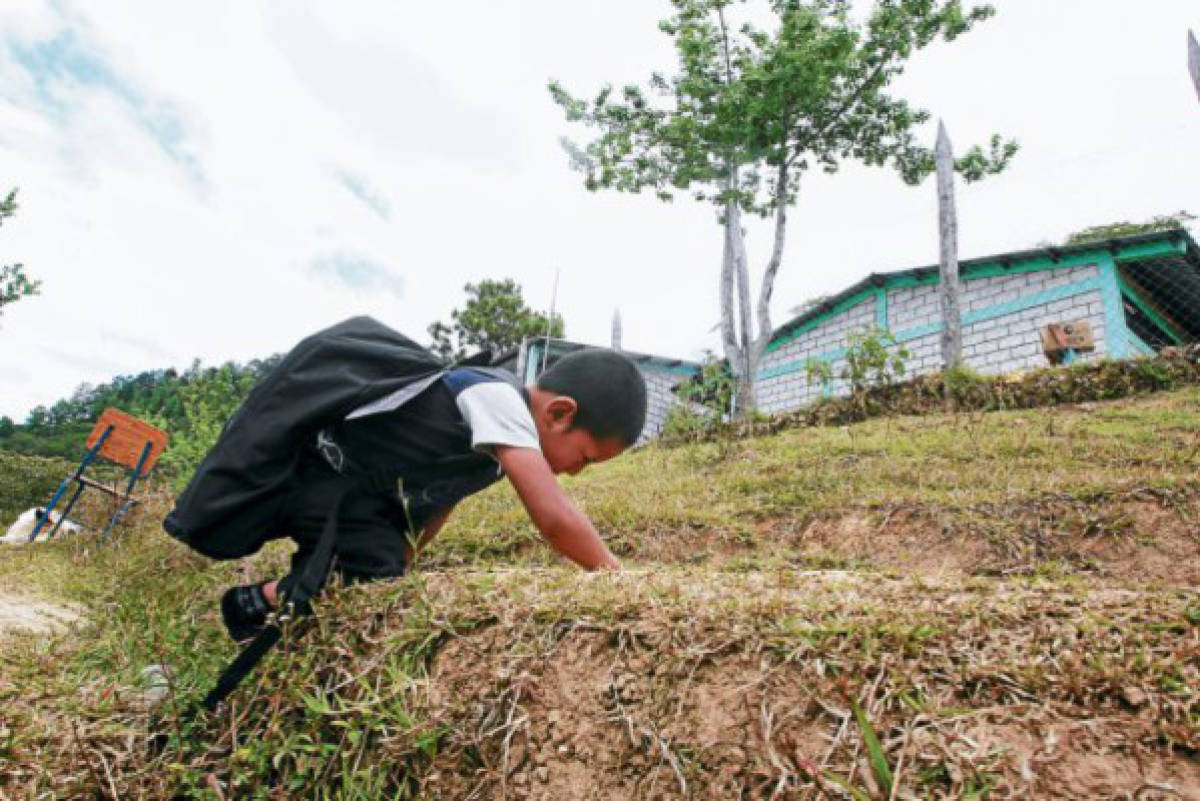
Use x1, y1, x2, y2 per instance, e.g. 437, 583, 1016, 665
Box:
220, 584, 270, 643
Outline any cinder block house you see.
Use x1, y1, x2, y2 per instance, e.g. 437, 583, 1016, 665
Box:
494, 339, 701, 443
756, 230, 1200, 414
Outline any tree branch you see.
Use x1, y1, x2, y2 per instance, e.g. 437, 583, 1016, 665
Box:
754, 160, 791, 359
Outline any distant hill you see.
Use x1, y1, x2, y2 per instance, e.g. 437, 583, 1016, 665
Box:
0, 355, 280, 463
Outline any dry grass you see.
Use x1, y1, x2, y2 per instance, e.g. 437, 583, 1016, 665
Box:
1, 388, 1197, 798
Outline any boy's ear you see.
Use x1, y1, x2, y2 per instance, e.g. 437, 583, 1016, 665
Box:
545, 396, 578, 430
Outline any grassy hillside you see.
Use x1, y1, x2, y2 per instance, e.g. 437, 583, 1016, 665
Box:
1, 389, 1197, 798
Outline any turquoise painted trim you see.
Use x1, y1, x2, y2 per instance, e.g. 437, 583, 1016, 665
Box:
524, 342, 542, 385
759, 347, 847, 381
892, 321, 942, 344
1096, 252, 1130, 358
1111, 237, 1187, 263
766, 238, 1184, 353
758, 276, 1105, 381
874, 287, 888, 330
1117, 275, 1185, 345
645, 364, 702, 377
765, 291, 877, 353
1128, 332, 1155, 356
964, 278, 1101, 326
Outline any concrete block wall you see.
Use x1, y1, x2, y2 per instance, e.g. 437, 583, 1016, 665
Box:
756, 262, 1111, 414
888, 263, 1106, 376
638, 366, 688, 443
756, 297, 876, 413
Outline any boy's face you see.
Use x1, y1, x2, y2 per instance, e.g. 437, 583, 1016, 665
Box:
534, 395, 626, 476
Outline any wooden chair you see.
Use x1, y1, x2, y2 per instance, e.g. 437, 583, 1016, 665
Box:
31, 408, 169, 542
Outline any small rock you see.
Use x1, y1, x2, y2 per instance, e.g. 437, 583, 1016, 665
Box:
547, 710, 562, 726
535, 767, 549, 783
1121, 686, 1148, 708
140, 664, 173, 708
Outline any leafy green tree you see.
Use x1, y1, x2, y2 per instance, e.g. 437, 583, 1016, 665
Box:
1, 188, 40, 319
550, 0, 1015, 416
428, 278, 564, 362
0, 416, 14, 438
1064, 211, 1195, 246
155, 363, 262, 486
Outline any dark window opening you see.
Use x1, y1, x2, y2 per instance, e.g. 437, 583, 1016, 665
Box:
1122, 298, 1176, 352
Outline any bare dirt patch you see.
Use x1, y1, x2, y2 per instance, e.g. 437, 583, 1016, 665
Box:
0, 593, 83, 638
404, 571, 1200, 799
643, 489, 1200, 585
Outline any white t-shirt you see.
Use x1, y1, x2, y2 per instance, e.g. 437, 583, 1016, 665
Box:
454, 381, 541, 456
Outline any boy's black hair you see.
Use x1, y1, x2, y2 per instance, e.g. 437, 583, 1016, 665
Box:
537, 349, 647, 446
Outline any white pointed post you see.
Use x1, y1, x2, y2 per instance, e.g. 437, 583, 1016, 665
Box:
1189, 30, 1200, 102
611, 309, 623, 351
936, 120, 963, 370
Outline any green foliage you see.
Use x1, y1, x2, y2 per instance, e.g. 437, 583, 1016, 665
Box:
1, 188, 40, 319
1064, 210, 1195, 246
427, 278, 563, 362
851, 697, 894, 795
549, 0, 1015, 218
550, 0, 1014, 417
942, 362, 986, 406
662, 354, 735, 440
842, 327, 909, 395
153, 364, 263, 485
2, 357, 280, 466
0, 421, 92, 461
804, 357, 834, 394
679, 353, 735, 415
0, 451, 71, 523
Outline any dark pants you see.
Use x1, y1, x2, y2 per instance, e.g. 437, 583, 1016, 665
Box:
272, 463, 411, 597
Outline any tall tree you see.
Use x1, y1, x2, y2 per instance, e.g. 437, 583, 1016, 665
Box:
428, 278, 564, 362
1, 188, 40, 320
1189, 29, 1200, 102
551, 0, 1016, 415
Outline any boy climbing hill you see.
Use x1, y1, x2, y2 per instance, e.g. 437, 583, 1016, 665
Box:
162, 316, 646, 709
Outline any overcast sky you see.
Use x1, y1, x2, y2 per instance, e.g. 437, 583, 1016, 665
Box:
1, 1, 1198, 420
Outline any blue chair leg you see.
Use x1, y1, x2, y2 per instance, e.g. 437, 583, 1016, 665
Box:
30, 425, 114, 543
47, 482, 86, 540
101, 439, 153, 540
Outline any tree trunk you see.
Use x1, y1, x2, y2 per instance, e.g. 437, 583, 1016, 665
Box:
730, 202, 756, 415
1189, 30, 1200, 102
936, 121, 963, 370
720, 198, 748, 415
720, 163, 793, 419
752, 162, 791, 373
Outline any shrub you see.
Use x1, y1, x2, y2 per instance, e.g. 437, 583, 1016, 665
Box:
663, 354, 734, 442
0, 450, 71, 524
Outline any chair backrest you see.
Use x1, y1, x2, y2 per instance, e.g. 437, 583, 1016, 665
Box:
85, 408, 170, 474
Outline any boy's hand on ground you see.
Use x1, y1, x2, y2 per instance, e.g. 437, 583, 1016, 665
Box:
493, 445, 622, 572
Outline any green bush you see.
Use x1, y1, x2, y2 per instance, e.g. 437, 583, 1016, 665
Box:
662, 354, 734, 442
0, 450, 71, 523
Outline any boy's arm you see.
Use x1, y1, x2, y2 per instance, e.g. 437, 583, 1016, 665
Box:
493, 445, 621, 571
